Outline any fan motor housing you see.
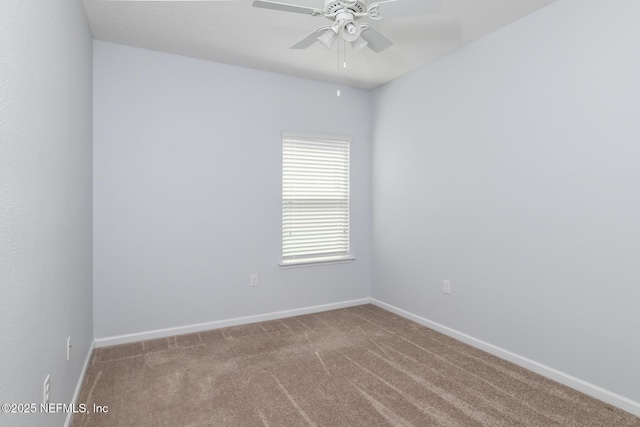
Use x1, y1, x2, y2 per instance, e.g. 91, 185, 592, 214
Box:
324, 0, 366, 15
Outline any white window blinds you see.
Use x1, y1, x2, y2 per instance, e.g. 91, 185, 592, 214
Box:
282, 132, 351, 265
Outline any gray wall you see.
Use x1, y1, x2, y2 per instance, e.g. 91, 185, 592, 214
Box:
372, 0, 640, 404
0, 0, 94, 425
93, 41, 372, 339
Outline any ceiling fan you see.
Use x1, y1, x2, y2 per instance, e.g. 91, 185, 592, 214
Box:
252, 0, 441, 53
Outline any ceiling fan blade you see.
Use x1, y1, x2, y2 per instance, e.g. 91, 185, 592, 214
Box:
360, 26, 393, 53
252, 0, 322, 15
372, 0, 440, 19
290, 26, 330, 49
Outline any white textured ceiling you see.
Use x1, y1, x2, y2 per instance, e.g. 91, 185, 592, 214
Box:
82, 0, 556, 89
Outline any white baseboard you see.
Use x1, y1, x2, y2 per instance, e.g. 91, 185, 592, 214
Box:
370, 298, 640, 418
64, 339, 95, 427
94, 298, 371, 348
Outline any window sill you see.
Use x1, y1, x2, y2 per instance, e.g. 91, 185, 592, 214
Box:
280, 257, 356, 269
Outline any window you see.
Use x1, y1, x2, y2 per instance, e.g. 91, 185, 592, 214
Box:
282, 132, 351, 265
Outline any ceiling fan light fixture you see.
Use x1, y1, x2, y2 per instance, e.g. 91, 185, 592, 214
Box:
340, 20, 361, 42
317, 28, 338, 50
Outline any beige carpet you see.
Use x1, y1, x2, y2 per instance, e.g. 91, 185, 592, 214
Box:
71, 304, 640, 426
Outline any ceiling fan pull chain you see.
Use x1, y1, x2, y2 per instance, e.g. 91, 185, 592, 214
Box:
344, 37, 348, 69
338, 36, 342, 74
337, 37, 342, 97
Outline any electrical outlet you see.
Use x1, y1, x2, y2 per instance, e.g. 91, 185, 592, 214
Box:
67, 336, 72, 362
250, 274, 258, 287
443, 280, 451, 295
43, 375, 50, 405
